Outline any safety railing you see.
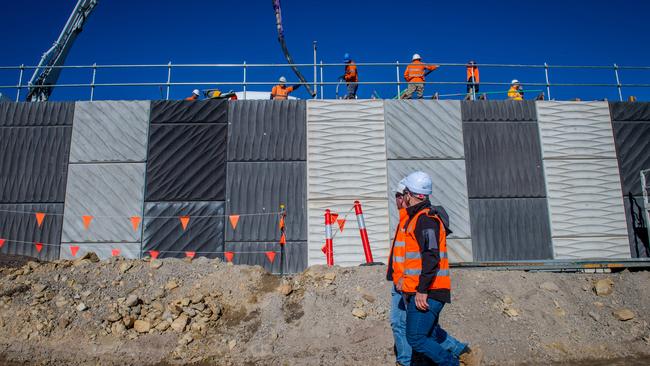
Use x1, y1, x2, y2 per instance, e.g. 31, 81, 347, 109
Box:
1, 62, 650, 101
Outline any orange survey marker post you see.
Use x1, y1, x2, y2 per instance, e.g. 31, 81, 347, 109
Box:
322, 209, 334, 267
354, 201, 381, 266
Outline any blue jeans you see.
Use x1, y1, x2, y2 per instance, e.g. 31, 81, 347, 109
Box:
346, 82, 358, 99
406, 296, 460, 366
392, 287, 466, 365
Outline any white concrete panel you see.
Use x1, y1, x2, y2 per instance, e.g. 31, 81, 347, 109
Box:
447, 238, 473, 263
307, 100, 384, 123
553, 236, 631, 259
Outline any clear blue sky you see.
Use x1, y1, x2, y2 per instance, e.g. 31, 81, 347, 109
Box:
0, 0, 648, 101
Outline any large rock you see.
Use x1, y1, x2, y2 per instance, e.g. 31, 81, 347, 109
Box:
352, 308, 367, 319
119, 262, 133, 274
171, 314, 189, 332
134, 320, 151, 333
124, 294, 140, 307
612, 309, 635, 321
594, 279, 614, 296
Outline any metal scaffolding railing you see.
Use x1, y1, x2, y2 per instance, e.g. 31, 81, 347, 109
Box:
1, 61, 650, 102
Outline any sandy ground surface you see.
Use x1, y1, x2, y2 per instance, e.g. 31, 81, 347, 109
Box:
0, 253, 649, 365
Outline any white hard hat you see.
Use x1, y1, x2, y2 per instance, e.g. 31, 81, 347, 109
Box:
412, 53, 421, 61
192, 89, 200, 96
393, 178, 406, 193
511, 79, 520, 84
279, 76, 287, 83
403, 171, 432, 195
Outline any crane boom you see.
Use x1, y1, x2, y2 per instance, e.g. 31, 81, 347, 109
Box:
26, 0, 98, 102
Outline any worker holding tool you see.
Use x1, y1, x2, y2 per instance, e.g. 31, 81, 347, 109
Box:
466, 61, 480, 96
402, 54, 439, 99
339, 53, 358, 99
508, 79, 524, 100
185, 89, 200, 101
271, 76, 301, 100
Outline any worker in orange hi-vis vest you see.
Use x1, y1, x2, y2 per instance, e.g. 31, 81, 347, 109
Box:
340, 53, 358, 99
508, 79, 524, 100
466, 60, 480, 95
185, 89, 200, 101
271, 76, 301, 100
402, 54, 439, 99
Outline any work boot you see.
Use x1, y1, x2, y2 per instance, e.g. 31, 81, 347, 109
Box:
459, 345, 483, 366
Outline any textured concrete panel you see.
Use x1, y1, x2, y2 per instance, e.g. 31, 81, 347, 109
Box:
142, 201, 225, 259
469, 198, 553, 261
0, 203, 63, 260
226, 162, 306, 242
553, 236, 631, 259
609, 102, 650, 121
228, 100, 306, 161
544, 159, 627, 237
225, 241, 307, 274
387, 160, 470, 239
59, 242, 141, 260
447, 238, 473, 263
308, 199, 390, 267
307, 103, 387, 200
385, 100, 464, 159
146, 123, 227, 201
70, 101, 150, 163
0, 126, 71, 203
623, 196, 649, 258
537, 101, 617, 159
307, 100, 384, 123
62, 163, 145, 243
612, 122, 650, 196
464, 122, 546, 198
150, 100, 227, 124
461, 100, 537, 122
0, 101, 73, 126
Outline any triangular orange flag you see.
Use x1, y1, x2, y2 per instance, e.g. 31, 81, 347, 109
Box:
321, 244, 328, 254
330, 212, 339, 223
337, 218, 346, 232
265, 251, 276, 263
0, 238, 5, 248
279, 232, 286, 246
149, 250, 159, 259
69, 245, 79, 257
35, 212, 45, 228
111, 248, 121, 257
229, 215, 240, 230
82, 215, 93, 230
278, 216, 285, 230
130, 216, 141, 232
224, 251, 234, 263
35, 243, 43, 253
179, 216, 190, 230
185, 251, 196, 259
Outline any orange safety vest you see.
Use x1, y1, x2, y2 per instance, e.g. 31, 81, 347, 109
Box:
401, 208, 450, 293
466, 66, 479, 83
344, 61, 358, 82
388, 208, 409, 286
185, 95, 198, 101
404, 60, 437, 83
508, 86, 523, 101
271, 85, 294, 100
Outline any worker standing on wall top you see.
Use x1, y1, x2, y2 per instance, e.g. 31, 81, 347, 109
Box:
466, 61, 480, 95
271, 76, 301, 100
340, 53, 358, 99
402, 54, 438, 99
185, 89, 200, 101
507, 79, 524, 100
400, 171, 474, 366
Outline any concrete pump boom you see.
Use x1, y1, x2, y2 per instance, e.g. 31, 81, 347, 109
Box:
26, 0, 98, 102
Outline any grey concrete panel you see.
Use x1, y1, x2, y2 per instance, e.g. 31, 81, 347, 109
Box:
0, 203, 63, 260
469, 198, 553, 261
69, 101, 150, 163
385, 100, 464, 159
461, 100, 537, 122
62, 163, 146, 243
609, 102, 650, 121
0, 126, 71, 203
463, 122, 546, 198
226, 162, 306, 242
612, 122, 650, 196
0, 101, 73, 126
142, 201, 225, 259
146, 123, 227, 201
228, 100, 306, 161
225, 241, 307, 274
150, 100, 227, 124
59, 242, 141, 260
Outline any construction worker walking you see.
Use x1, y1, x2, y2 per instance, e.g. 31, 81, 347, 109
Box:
271, 76, 301, 100
466, 61, 480, 97
507, 79, 524, 100
340, 53, 358, 99
402, 54, 439, 99
185, 89, 200, 101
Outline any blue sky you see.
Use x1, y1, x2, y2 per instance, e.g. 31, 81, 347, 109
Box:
0, 0, 648, 101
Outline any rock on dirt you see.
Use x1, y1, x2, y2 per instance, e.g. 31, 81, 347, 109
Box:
612, 308, 635, 321
594, 278, 614, 296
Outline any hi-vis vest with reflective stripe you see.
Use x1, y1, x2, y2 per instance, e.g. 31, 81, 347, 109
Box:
271, 85, 294, 100
401, 208, 450, 293
389, 208, 409, 286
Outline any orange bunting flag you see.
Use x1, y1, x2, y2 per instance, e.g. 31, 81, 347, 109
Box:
35, 212, 45, 228
0, 238, 5, 248
185, 251, 196, 259
265, 251, 276, 263
337, 218, 346, 232
35, 243, 43, 253
82, 215, 93, 230
69, 245, 79, 257
278, 216, 285, 230
111, 248, 121, 257
279, 232, 286, 246
224, 251, 234, 263
229, 215, 240, 230
149, 250, 160, 259
330, 212, 339, 223
130, 216, 141, 232
321, 244, 328, 254
179, 216, 190, 230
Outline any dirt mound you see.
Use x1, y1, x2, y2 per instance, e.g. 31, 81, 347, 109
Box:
0, 253, 35, 270
0, 255, 649, 365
